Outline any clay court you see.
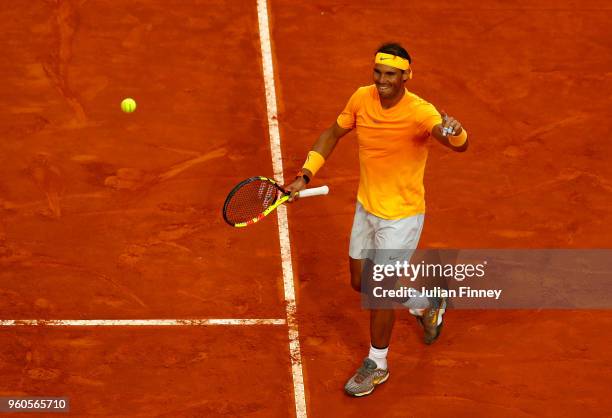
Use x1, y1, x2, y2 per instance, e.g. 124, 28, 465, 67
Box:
1, 0, 611, 416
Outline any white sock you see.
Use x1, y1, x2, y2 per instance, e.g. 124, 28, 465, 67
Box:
368, 344, 388, 370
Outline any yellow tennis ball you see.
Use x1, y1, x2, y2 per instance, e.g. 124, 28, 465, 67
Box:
121, 98, 136, 113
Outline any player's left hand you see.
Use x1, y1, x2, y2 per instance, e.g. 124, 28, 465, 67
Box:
440, 111, 463, 137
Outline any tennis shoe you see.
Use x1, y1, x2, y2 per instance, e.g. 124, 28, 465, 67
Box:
344, 358, 389, 397
415, 297, 446, 345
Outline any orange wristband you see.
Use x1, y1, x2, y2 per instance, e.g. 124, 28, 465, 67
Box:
302, 151, 325, 177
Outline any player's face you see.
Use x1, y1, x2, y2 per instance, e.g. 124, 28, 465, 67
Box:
373, 64, 407, 99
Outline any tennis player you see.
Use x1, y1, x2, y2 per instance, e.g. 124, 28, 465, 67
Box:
284, 43, 468, 397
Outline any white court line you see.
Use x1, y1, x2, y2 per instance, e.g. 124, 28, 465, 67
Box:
0, 319, 286, 326
256, 1, 307, 418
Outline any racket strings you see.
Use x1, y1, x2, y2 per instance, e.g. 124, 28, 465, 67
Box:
225, 180, 280, 224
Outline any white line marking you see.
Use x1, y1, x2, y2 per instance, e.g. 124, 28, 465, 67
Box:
0, 319, 286, 326
257, 1, 307, 417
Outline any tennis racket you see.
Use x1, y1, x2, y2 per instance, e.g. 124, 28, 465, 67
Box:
223, 176, 329, 227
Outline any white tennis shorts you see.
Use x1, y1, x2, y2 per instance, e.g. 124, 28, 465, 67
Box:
349, 202, 429, 310
349, 202, 425, 264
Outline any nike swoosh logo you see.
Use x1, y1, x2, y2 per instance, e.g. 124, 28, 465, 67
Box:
380, 57, 390, 60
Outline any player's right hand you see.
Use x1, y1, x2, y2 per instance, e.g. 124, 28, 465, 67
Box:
440, 110, 463, 136
283, 177, 308, 202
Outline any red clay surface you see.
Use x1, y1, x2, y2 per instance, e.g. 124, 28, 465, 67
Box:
1, 0, 611, 417
0, 327, 294, 417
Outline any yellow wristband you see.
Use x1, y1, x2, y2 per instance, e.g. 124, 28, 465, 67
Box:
448, 129, 468, 147
302, 150, 325, 177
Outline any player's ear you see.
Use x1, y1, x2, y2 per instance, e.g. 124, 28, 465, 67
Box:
403, 69, 412, 81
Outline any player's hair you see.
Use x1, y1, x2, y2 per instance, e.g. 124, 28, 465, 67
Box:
376, 42, 412, 64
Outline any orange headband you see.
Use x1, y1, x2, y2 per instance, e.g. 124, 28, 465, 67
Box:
375, 52, 412, 79
375, 52, 411, 72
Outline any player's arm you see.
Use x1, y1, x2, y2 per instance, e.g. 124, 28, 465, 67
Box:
431, 111, 469, 152
305, 122, 351, 176
285, 122, 351, 200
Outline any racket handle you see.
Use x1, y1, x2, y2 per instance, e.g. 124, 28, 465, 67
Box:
297, 185, 329, 198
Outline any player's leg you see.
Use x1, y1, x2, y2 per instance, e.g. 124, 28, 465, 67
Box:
348, 202, 374, 292
379, 214, 447, 344
370, 309, 395, 354
345, 204, 390, 397
346, 210, 425, 397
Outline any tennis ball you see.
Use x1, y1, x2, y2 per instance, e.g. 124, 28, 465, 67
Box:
121, 98, 137, 113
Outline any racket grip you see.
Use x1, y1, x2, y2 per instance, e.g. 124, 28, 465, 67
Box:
297, 185, 329, 198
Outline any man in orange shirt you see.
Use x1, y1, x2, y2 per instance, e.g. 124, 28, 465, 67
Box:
285, 43, 468, 397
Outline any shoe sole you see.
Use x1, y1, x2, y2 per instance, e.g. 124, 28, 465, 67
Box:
346, 372, 390, 397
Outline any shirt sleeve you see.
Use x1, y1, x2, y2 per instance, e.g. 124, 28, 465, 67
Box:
418, 103, 443, 136
336, 88, 363, 129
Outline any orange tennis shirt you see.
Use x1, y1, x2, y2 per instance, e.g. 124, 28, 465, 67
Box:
337, 85, 442, 219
